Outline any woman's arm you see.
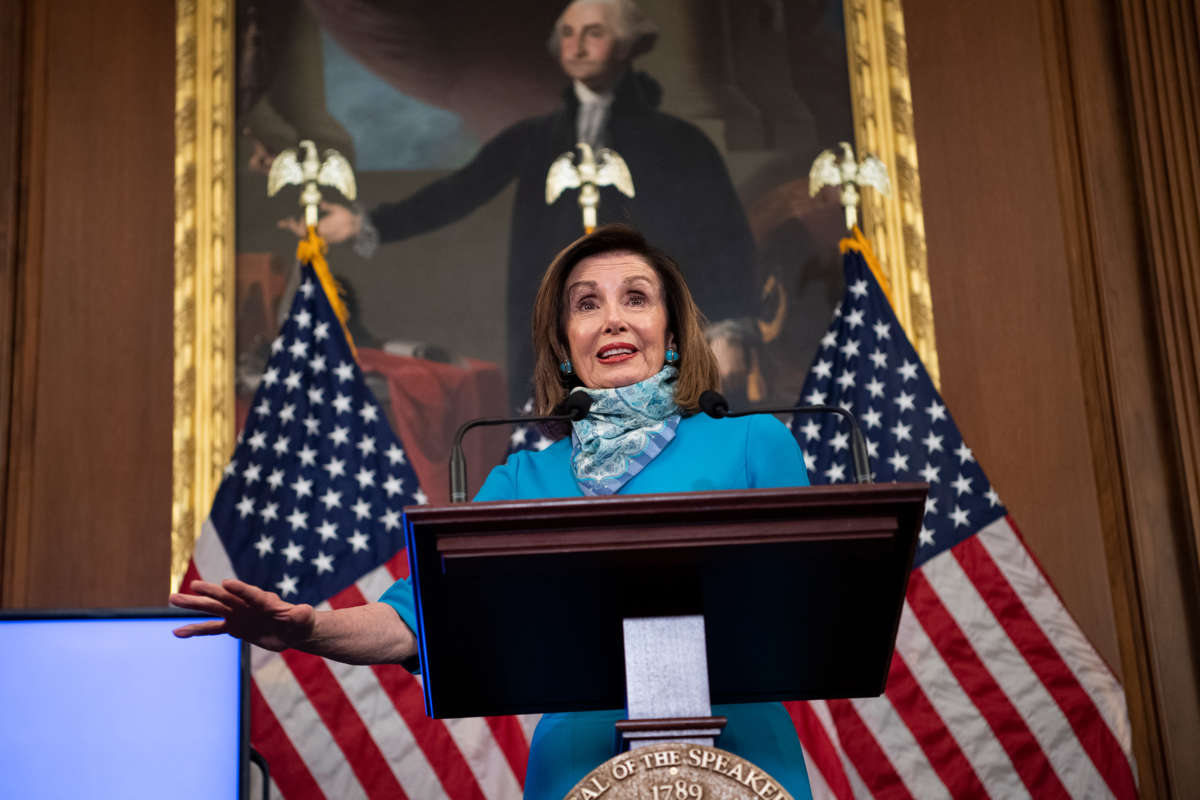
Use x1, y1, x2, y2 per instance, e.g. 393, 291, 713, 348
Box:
171, 578, 417, 665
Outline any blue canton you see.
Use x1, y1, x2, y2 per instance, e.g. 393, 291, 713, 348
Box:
795, 249, 1007, 568
208, 266, 426, 605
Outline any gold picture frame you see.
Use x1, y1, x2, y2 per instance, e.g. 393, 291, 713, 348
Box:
171, 0, 937, 589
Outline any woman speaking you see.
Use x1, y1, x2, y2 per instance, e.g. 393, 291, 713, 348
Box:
172, 225, 813, 799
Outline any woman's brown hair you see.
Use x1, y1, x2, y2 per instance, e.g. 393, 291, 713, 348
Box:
530, 224, 720, 425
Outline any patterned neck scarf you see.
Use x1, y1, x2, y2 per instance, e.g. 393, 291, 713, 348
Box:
570, 366, 681, 496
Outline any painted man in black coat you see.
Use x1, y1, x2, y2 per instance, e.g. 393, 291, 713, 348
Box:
311, 0, 757, 406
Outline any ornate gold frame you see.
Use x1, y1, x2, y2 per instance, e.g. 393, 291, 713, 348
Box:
171, 0, 937, 587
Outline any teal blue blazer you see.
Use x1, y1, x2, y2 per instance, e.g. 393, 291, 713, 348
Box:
382, 413, 814, 799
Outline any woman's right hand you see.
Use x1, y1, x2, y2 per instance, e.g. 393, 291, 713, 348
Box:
170, 578, 315, 652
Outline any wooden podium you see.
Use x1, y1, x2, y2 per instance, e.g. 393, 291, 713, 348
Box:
404, 482, 927, 745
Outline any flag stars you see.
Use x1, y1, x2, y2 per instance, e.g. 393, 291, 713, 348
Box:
253, 534, 274, 557
862, 408, 883, 429
985, 488, 1001, 507
845, 308, 865, 329
385, 444, 406, 466
308, 354, 327, 374
278, 403, 296, 424
894, 391, 916, 413
812, 359, 833, 379
803, 451, 816, 472
297, 445, 318, 467
307, 387, 324, 406
354, 467, 376, 489
799, 418, 822, 441
804, 388, 828, 406
284, 371, 303, 392
294, 309, 312, 329
887, 451, 909, 473
533, 434, 554, 451
311, 552, 335, 575
952, 473, 973, 496
897, 360, 919, 382
260, 501, 279, 523
348, 530, 370, 553
955, 442, 975, 464
302, 415, 320, 436
243, 463, 262, 484
352, 498, 372, 520
286, 508, 308, 531
355, 436, 377, 457
922, 431, 944, 453
328, 426, 350, 447
324, 457, 346, 479
288, 339, 309, 360
412, 488, 428, 505
869, 348, 888, 370
866, 439, 880, 459
290, 476, 313, 498
824, 462, 847, 483
271, 336, 285, 354
332, 393, 353, 414
919, 527, 935, 547
272, 435, 291, 456
925, 496, 937, 516
262, 367, 279, 387
849, 279, 869, 298
316, 520, 338, 542
359, 404, 380, 424
276, 574, 299, 597
224, 459, 238, 477
318, 488, 342, 511
820, 331, 837, 349
281, 541, 303, 563
510, 426, 528, 448
236, 496, 256, 518
381, 509, 402, 531
873, 320, 891, 340
830, 431, 849, 452
313, 321, 330, 341
919, 463, 940, 484
836, 369, 856, 391
865, 377, 885, 398
950, 505, 971, 527
890, 420, 913, 442
382, 475, 404, 496
334, 361, 355, 383
248, 431, 267, 451
839, 339, 860, 359
267, 468, 284, 491
925, 401, 947, 423
299, 279, 314, 298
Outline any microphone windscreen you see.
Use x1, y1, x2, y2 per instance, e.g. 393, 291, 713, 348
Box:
563, 391, 593, 420
699, 390, 730, 418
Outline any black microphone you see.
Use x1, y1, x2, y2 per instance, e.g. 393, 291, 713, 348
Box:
699, 390, 872, 484
448, 392, 593, 503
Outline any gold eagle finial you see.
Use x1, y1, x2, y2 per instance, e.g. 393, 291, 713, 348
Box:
545, 142, 635, 233
268, 140, 357, 228
809, 141, 890, 230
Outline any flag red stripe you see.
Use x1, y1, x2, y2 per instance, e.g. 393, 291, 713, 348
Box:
884, 651, 987, 797
249, 679, 327, 799
784, 702, 855, 800
281, 649, 410, 799
906, 570, 1070, 799
327, 585, 488, 800
954, 535, 1138, 799
386, 548, 410, 580
483, 715, 530, 787
827, 699, 913, 800
178, 561, 202, 594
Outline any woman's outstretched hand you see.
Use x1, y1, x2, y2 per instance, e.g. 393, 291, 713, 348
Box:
170, 578, 315, 652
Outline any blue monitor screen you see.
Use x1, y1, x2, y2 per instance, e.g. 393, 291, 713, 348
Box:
0, 612, 245, 799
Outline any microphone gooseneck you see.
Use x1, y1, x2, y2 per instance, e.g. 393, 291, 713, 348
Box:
700, 390, 872, 484
448, 393, 594, 503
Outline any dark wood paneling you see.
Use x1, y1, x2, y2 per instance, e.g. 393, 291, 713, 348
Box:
4, 0, 175, 607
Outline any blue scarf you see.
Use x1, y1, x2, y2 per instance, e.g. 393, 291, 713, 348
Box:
570, 366, 681, 496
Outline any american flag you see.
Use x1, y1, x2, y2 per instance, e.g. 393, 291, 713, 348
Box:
181, 262, 533, 798
787, 238, 1138, 798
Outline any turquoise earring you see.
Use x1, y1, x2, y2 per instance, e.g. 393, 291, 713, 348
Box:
664, 348, 679, 364
559, 359, 574, 375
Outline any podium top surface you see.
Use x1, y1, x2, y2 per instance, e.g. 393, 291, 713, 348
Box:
404, 483, 927, 718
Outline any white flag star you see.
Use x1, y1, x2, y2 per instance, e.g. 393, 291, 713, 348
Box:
919, 527, 935, 547
838, 339, 860, 359
985, 488, 1001, 507
308, 354, 326, 374
253, 534, 274, 557
281, 541, 303, 563
951, 473, 973, 496
313, 321, 330, 341
236, 496, 255, 518
254, 399, 272, 419
311, 551, 334, 575
830, 431, 849, 452
285, 508, 308, 531
260, 501, 279, 523
897, 360, 919, 382
919, 463, 940, 484
894, 391, 916, 413
297, 444, 318, 467
383, 475, 404, 497
242, 463, 262, 484
845, 308, 865, 329
288, 339, 309, 360
820, 331, 837, 349
865, 377, 885, 398
869, 348, 888, 370
332, 393, 353, 414
247, 431, 267, 451
510, 426, 528, 448
275, 574, 299, 597
955, 442, 975, 463
267, 469, 284, 490
284, 370, 303, 392
811, 359, 833, 379
316, 520, 338, 542
950, 505, 970, 527
334, 361, 354, 382
804, 388, 828, 406
922, 431, 944, 453
862, 408, 883, 429
271, 336, 285, 354
278, 402, 296, 423
290, 476, 313, 498
302, 415, 320, 436
925, 401, 947, 423
836, 370, 856, 391
328, 426, 350, 447
318, 488, 342, 510
299, 279, 314, 298
352, 498, 372, 520
887, 451, 909, 473
262, 367, 279, 387
355, 436, 377, 457
890, 420, 913, 442
412, 488, 428, 505
348, 530, 370, 552
359, 404, 380, 424
800, 419, 821, 441
307, 387, 324, 406
872, 321, 891, 340
272, 435, 291, 456
385, 444, 406, 465
354, 467, 376, 489
294, 309, 312, 329
824, 462, 846, 483
381, 509, 402, 531
849, 279, 868, 298
324, 457, 346, 479
925, 496, 937, 515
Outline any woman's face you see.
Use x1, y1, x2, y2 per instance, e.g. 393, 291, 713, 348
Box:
563, 251, 672, 390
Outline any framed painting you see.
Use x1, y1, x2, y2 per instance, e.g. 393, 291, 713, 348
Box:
173, 0, 935, 588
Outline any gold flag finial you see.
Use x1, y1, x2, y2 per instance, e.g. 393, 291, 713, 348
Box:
809, 141, 890, 230
546, 142, 635, 233
268, 140, 357, 228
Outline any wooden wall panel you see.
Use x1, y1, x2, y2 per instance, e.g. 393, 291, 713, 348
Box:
902, 0, 1121, 668
2, 0, 175, 608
